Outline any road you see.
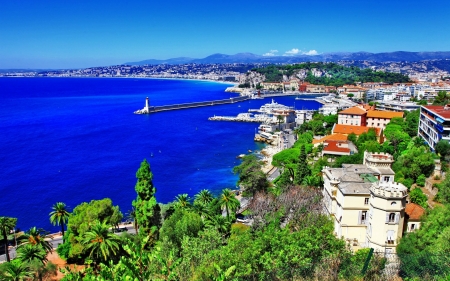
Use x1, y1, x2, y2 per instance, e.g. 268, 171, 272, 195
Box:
0, 223, 136, 263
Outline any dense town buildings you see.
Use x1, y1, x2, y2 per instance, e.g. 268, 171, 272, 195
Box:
418, 105, 450, 150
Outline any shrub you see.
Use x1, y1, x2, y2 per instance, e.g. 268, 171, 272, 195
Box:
416, 174, 426, 187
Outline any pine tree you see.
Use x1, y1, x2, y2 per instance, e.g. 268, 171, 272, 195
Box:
295, 145, 310, 185
132, 159, 161, 236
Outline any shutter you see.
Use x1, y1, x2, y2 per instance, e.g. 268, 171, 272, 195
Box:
358, 211, 362, 225
395, 213, 400, 224
386, 213, 389, 223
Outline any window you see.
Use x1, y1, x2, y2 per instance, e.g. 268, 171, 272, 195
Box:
364, 198, 369, 205
386, 212, 399, 223
387, 230, 395, 244
377, 123, 380, 126
384, 176, 390, 182
410, 224, 416, 231
358, 211, 367, 225
391, 202, 397, 206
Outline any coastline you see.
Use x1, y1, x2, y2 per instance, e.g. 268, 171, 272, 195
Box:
0, 75, 239, 86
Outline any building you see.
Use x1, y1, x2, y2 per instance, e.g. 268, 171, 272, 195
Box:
403, 203, 425, 233
337, 106, 367, 126
418, 105, 450, 150
375, 100, 420, 112
366, 110, 404, 130
322, 152, 407, 253
321, 140, 358, 157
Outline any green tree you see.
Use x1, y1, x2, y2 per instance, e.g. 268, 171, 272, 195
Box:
276, 115, 284, 131
18, 227, 53, 254
159, 209, 203, 247
0, 261, 34, 281
175, 194, 191, 209
0, 217, 17, 263
132, 159, 161, 236
49, 202, 70, 242
409, 188, 428, 208
295, 145, 310, 185
233, 154, 268, 196
194, 189, 214, 206
81, 220, 121, 264
219, 189, 240, 218
16, 244, 48, 264
436, 139, 450, 161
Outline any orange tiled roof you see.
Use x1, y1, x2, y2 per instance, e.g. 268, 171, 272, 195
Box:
312, 133, 348, 144
333, 124, 380, 136
323, 140, 351, 153
405, 203, 425, 220
366, 110, 404, 119
338, 106, 367, 115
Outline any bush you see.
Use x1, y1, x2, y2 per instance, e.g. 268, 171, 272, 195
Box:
402, 178, 414, 189
434, 175, 441, 180
409, 188, 428, 208
416, 174, 426, 187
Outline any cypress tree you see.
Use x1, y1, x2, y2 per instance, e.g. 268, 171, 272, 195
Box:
295, 145, 310, 185
132, 159, 161, 236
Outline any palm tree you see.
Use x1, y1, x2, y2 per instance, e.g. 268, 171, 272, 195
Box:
1, 261, 34, 281
17, 227, 53, 254
205, 215, 231, 235
0, 216, 17, 262
218, 189, 240, 218
17, 244, 48, 264
174, 194, 190, 209
49, 202, 70, 242
277, 115, 284, 131
81, 220, 121, 264
194, 189, 213, 206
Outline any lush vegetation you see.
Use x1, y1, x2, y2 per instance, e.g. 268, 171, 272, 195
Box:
251, 62, 411, 86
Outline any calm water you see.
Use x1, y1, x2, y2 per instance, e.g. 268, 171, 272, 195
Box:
0, 77, 320, 231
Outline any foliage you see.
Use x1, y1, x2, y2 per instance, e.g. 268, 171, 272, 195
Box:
132, 159, 161, 236
392, 146, 435, 183
435, 174, 450, 204
432, 90, 450, 105
49, 202, 70, 242
64, 198, 123, 262
16, 244, 48, 264
397, 204, 450, 279
295, 145, 310, 185
415, 174, 426, 187
435, 139, 450, 161
81, 220, 121, 264
159, 208, 203, 248
233, 154, 268, 196
404, 109, 420, 137
17, 227, 53, 254
218, 189, 240, 219
252, 62, 410, 86
409, 188, 428, 208
0, 260, 34, 281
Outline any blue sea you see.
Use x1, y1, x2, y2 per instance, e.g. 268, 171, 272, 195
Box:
0, 77, 320, 232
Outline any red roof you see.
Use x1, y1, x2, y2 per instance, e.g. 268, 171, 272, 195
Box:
338, 106, 367, 115
405, 202, 425, 220
423, 105, 450, 119
323, 140, 351, 153
333, 124, 381, 136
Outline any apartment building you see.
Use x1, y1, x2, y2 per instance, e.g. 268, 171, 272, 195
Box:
322, 152, 407, 253
418, 105, 450, 150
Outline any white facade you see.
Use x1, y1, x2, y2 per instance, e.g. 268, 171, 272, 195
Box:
322, 152, 407, 252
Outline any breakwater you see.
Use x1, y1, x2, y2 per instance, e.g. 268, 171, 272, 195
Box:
134, 96, 249, 114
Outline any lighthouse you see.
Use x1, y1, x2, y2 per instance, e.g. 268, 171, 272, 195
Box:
145, 97, 150, 112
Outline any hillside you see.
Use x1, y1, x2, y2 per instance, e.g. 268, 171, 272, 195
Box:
248, 62, 411, 87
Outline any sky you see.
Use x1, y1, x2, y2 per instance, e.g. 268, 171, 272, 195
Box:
1, 0, 450, 69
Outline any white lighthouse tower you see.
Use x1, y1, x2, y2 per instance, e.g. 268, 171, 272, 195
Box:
145, 97, 150, 112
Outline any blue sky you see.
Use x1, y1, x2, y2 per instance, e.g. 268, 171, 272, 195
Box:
1, 0, 450, 69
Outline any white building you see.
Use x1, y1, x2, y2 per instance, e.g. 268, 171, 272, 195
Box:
322, 152, 407, 252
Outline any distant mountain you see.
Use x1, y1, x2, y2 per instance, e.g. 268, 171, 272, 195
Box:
125, 51, 450, 65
